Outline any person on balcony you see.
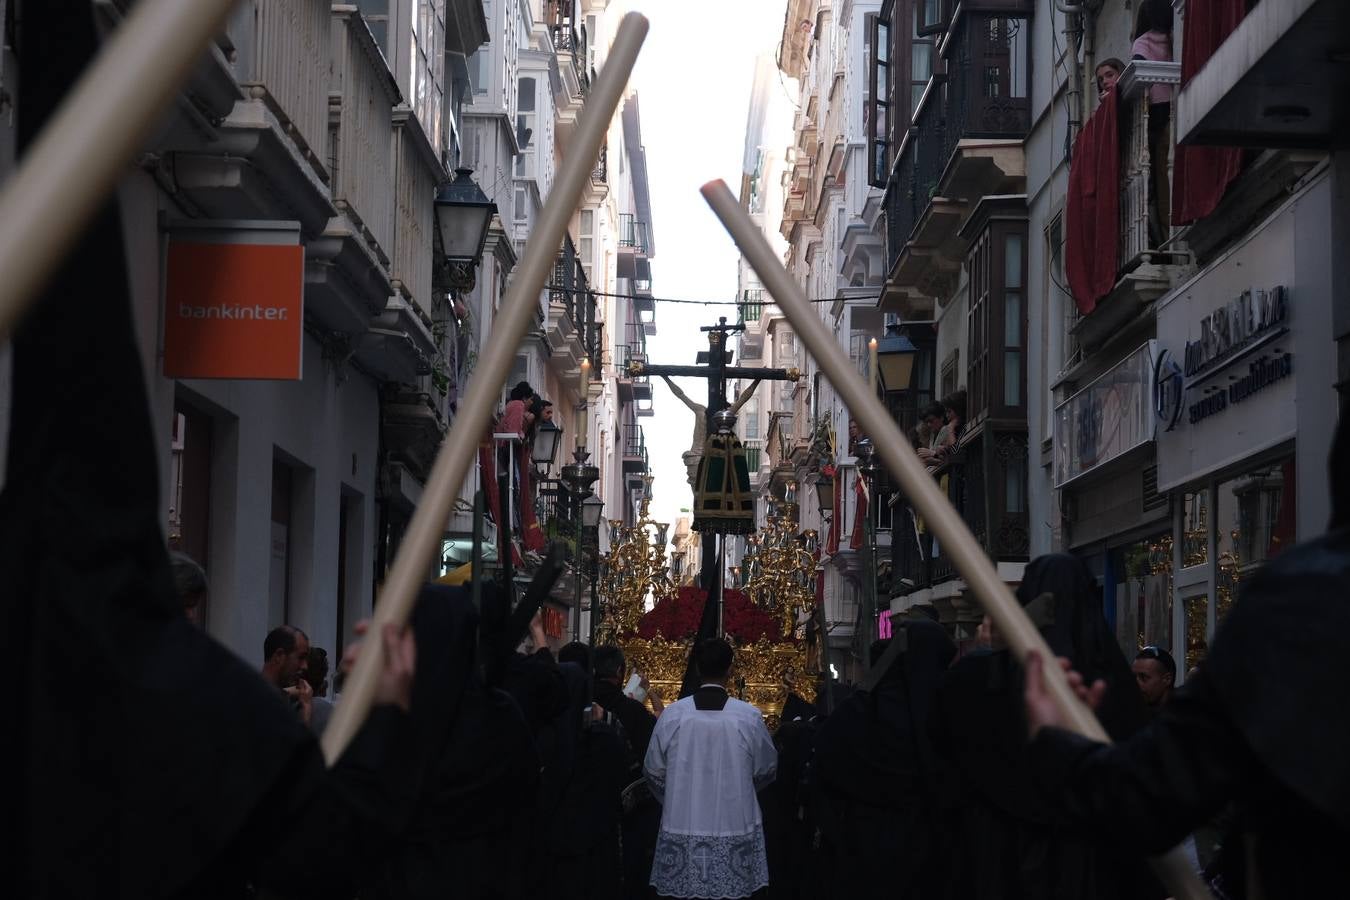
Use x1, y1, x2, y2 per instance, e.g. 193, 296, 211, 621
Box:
1132, 0, 1174, 242
1095, 58, 1125, 101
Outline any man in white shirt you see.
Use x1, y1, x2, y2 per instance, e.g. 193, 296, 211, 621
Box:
644, 638, 777, 898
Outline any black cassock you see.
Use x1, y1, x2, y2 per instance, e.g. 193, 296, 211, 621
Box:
1028, 527, 1350, 899
1, 4, 457, 895
811, 620, 957, 898
930, 555, 1161, 900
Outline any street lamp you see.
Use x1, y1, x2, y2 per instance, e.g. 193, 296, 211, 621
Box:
876, 323, 918, 392
531, 419, 563, 467
581, 494, 605, 530
562, 448, 600, 641
812, 472, 834, 516
434, 168, 496, 265
855, 437, 881, 674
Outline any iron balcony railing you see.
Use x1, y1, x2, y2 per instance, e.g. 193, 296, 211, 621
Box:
740, 289, 765, 323
618, 213, 650, 254
592, 142, 608, 183
885, 11, 1031, 271
889, 429, 1029, 595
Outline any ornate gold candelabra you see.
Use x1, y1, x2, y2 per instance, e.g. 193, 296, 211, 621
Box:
597, 476, 673, 643
740, 498, 819, 640
598, 476, 817, 726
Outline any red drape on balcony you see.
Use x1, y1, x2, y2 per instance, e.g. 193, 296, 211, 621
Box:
850, 471, 869, 551
1065, 87, 1120, 316
518, 444, 546, 553
1172, 0, 1247, 225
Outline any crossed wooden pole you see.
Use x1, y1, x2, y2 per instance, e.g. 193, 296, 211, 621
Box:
700, 179, 1211, 900
0, 6, 1207, 897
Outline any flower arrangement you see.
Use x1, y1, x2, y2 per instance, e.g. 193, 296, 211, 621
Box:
635, 586, 788, 644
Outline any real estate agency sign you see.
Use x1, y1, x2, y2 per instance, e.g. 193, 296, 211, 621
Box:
163, 222, 304, 380
1153, 201, 1299, 492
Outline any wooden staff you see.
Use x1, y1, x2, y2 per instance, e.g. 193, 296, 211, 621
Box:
0, 0, 241, 341
321, 12, 650, 764
700, 179, 1212, 900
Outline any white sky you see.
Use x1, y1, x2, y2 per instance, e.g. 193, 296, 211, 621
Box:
628, 0, 787, 537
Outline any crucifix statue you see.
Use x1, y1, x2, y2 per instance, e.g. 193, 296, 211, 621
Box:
630, 317, 800, 618
662, 375, 761, 489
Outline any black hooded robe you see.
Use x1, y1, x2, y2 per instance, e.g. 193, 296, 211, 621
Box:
3, 4, 429, 895
1027, 530, 1350, 899
811, 619, 958, 898
930, 555, 1159, 900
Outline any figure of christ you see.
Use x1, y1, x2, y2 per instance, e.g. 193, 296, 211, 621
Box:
661, 376, 761, 490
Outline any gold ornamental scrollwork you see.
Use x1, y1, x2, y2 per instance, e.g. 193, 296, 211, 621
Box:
598, 477, 816, 724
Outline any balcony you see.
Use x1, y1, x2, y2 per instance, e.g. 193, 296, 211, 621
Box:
880, 10, 1030, 313
390, 106, 442, 315
889, 427, 1029, 606
739, 289, 765, 324
622, 423, 649, 473
618, 213, 651, 255
1071, 61, 1184, 350
380, 388, 447, 483
1177, 0, 1349, 149
617, 324, 651, 405
582, 141, 609, 206
551, 21, 590, 125
546, 236, 589, 372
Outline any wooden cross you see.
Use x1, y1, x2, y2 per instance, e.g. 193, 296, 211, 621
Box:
629, 316, 800, 626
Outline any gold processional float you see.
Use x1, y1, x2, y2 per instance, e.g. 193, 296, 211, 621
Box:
598, 475, 820, 729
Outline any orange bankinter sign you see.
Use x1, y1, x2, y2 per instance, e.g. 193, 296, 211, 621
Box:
163, 241, 305, 380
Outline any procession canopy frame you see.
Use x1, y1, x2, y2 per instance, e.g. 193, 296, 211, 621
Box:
700, 179, 1213, 900
321, 13, 651, 765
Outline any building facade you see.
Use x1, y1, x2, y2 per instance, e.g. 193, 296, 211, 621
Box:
0, 0, 650, 663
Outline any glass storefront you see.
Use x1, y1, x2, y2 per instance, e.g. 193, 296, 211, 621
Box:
1170, 452, 1296, 676
1102, 452, 1295, 671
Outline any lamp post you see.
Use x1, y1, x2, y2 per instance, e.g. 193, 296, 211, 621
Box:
856, 438, 881, 675
812, 472, 834, 517
434, 167, 496, 295
582, 493, 604, 647
876, 323, 918, 392
561, 448, 600, 641
531, 419, 563, 468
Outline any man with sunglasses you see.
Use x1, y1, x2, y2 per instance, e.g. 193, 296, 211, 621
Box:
1132, 645, 1175, 710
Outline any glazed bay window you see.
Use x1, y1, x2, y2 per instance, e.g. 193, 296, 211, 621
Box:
867, 12, 891, 188
410, 0, 447, 155
966, 219, 1027, 423
579, 209, 594, 284
916, 0, 947, 36
515, 76, 536, 178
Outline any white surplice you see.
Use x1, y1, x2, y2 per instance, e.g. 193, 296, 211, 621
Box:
643, 686, 777, 899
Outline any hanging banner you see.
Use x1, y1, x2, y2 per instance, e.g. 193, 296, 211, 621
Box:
163, 225, 305, 380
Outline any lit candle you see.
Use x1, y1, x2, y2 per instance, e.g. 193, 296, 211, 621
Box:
868, 337, 879, 394
578, 358, 590, 448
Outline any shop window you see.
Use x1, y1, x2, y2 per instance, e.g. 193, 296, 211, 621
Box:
1183, 591, 1210, 674
1218, 457, 1296, 576
1181, 489, 1209, 567
1109, 533, 1173, 659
